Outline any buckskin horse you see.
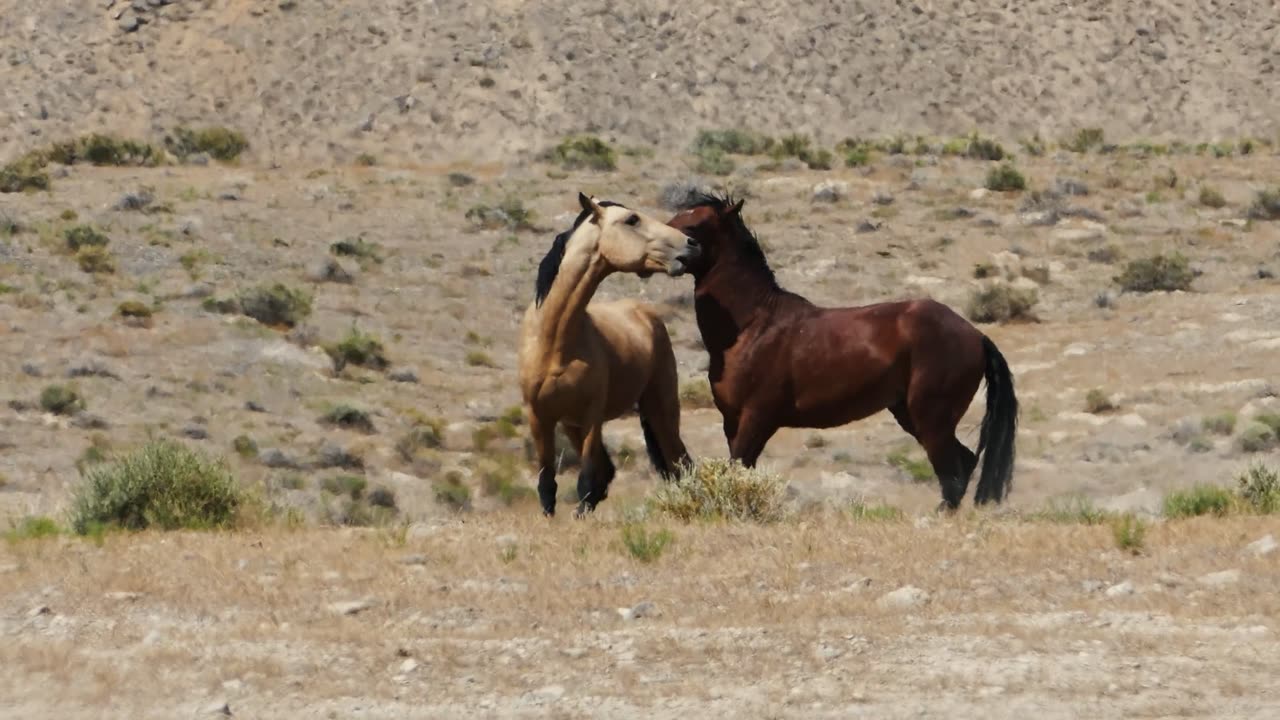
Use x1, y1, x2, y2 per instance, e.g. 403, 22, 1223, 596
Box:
665, 191, 1018, 512
518, 193, 701, 518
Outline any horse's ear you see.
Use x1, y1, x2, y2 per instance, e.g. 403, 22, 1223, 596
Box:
578, 191, 604, 222
729, 198, 745, 216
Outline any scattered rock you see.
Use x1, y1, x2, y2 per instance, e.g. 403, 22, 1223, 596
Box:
27, 605, 52, 618
1198, 569, 1241, 588
398, 658, 419, 674
398, 554, 428, 566
1081, 580, 1106, 593
1245, 535, 1277, 557
182, 423, 209, 440
530, 684, 565, 703
388, 368, 419, 383
969, 188, 990, 201
115, 190, 153, 211
811, 180, 848, 203
1105, 581, 1135, 597
118, 14, 140, 32
203, 700, 232, 716
258, 448, 301, 469
329, 598, 376, 616
872, 190, 895, 206
877, 585, 930, 609
617, 601, 659, 621
71, 412, 110, 430
104, 591, 143, 602
307, 258, 355, 284
245, 401, 267, 413
21, 363, 42, 377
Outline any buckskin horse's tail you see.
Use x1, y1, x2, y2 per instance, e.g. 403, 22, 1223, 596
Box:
974, 335, 1019, 504
638, 409, 676, 480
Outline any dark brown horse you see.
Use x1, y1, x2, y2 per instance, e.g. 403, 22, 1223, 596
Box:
665, 192, 1019, 512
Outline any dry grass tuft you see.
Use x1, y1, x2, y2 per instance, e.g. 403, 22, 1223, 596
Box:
648, 458, 790, 523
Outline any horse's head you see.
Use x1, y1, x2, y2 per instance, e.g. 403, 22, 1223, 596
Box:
664, 192, 752, 281
576, 192, 701, 278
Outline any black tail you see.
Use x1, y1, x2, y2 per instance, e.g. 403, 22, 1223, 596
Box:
973, 335, 1019, 504
638, 409, 676, 480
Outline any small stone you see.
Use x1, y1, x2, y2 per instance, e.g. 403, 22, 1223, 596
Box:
21, 363, 42, 377
389, 368, 419, 383
811, 180, 848, 203
398, 658, 419, 674
27, 605, 52, 618
115, 190, 153, 211
119, 14, 140, 32
1245, 534, 1277, 557
1197, 569, 1241, 588
855, 219, 880, 233
969, 188, 990, 200
204, 700, 232, 716
307, 258, 355, 284
105, 591, 143, 602
872, 190, 895, 206
245, 401, 267, 413
1105, 581, 1135, 597
1081, 580, 1106, 593
617, 600, 659, 620
398, 554, 428, 566
877, 585, 930, 609
329, 598, 376, 615
182, 424, 209, 440
258, 448, 299, 469
531, 684, 565, 703
71, 412, 109, 430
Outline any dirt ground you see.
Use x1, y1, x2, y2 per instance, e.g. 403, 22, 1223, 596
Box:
3, 2, 1280, 717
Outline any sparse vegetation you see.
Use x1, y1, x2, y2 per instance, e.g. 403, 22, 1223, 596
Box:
40, 384, 85, 415
1202, 413, 1236, 436
325, 326, 390, 372
545, 135, 617, 171
479, 457, 536, 507
649, 458, 789, 523
678, 379, 716, 409
1247, 188, 1280, 221
433, 471, 472, 511
76, 246, 116, 274
1163, 484, 1235, 518
619, 522, 673, 563
771, 134, 832, 170
116, 300, 154, 325
320, 405, 376, 434
985, 163, 1027, 192
465, 197, 536, 232
1084, 389, 1115, 414
69, 439, 245, 534
1114, 253, 1194, 293
1065, 127, 1105, 153
1033, 494, 1110, 525
1235, 462, 1280, 514
690, 129, 775, 157
847, 501, 904, 521
4, 515, 62, 542
330, 236, 383, 263
163, 126, 249, 162
1111, 513, 1147, 554
232, 435, 259, 459
396, 419, 445, 461
966, 284, 1038, 323
0, 156, 50, 193
321, 474, 368, 500
1238, 422, 1277, 453
887, 447, 934, 483
1198, 185, 1227, 209
466, 350, 497, 368
237, 283, 312, 327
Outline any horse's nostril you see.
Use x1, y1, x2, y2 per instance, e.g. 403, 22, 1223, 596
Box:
686, 237, 700, 249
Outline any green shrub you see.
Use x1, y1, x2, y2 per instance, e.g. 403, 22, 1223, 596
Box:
1235, 462, 1280, 514
396, 420, 444, 461
692, 147, 735, 176
887, 447, 934, 482
321, 474, 368, 499
433, 471, 472, 511
117, 300, 153, 320
1111, 513, 1147, 554
329, 236, 383, 263
546, 135, 616, 171
1198, 186, 1227, 209
236, 284, 312, 327
1162, 484, 1235, 518
466, 350, 496, 368
69, 439, 244, 534
1033, 494, 1110, 525
71, 134, 163, 166
0, 157, 50, 193
1202, 413, 1236, 436
40, 384, 85, 415
1238, 423, 1277, 453
964, 133, 1006, 161
325, 326, 390, 372
320, 405, 376, 434
479, 458, 536, 506
847, 501, 904, 521
649, 458, 788, 523
1247, 188, 1280, 221
966, 284, 1038, 323
690, 129, 775, 156
771, 134, 832, 170
76, 246, 116, 274
465, 197, 536, 231
1065, 127, 1105, 153
164, 126, 249, 162
985, 163, 1026, 192
1114, 253, 1193, 293
1084, 389, 1115, 414
619, 522, 673, 563
678, 379, 715, 409
63, 225, 109, 253
4, 516, 62, 542
232, 435, 258, 459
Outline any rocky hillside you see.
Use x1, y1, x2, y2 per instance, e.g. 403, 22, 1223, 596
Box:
2, 0, 1277, 166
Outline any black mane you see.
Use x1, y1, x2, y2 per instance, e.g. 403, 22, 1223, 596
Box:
534, 200, 624, 307
680, 190, 776, 284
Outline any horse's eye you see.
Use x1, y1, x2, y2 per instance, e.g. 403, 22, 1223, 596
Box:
625, 214, 640, 226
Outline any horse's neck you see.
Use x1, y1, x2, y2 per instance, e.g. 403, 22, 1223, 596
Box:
537, 249, 608, 365
694, 263, 782, 350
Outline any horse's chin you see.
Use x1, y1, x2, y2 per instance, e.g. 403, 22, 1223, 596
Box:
637, 270, 654, 279
666, 260, 687, 278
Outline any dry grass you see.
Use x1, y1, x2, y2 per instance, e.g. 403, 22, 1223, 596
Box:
1, 512, 1278, 717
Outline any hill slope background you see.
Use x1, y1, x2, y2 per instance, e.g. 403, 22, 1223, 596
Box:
2, 0, 1278, 165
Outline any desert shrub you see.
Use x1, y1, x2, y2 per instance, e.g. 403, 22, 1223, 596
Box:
771, 134, 831, 170
1238, 423, 1277, 453
966, 284, 1038, 323
690, 129, 775, 156
1084, 389, 1115, 414
236, 283, 312, 327
325, 326, 390, 372
69, 439, 244, 534
693, 147, 735, 176
329, 236, 383, 263
465, 197, 535, 231
1247, 188, 1280, 221
649, 458, 789, 523
1198, 186, 1227, 209
232, 435, 258, 459
396, 420, 444, 461
478, 457, 536, 506
321, 474, 367, 500
1235, 462, 1280, 514
887, 447, 934, 482
964, 133, 1006, 161
546, 135, 616, 171
355, 153, 378, 167
164, 126, 249, 162
1202, 413, 1236, 436
984, 163, 1026, 192
4, 516, 62, 542
40, 384, 85, 415
320, 405, 376, 434
70, 134, 163, 166
1065, 127, 1105, 153
847, 501, 904, 521
1162, 484, 1235, 518
61, 225, 110, 254
678, 379, 715, 408
433, 471, 472, 511
466, 350, 496, 368
1111, 513, 1147, 554
619, 522, 673, 563
76, 246, 116, 274
1114, 253, 1193, 293
0, 157, 50, 193
117, 300, 153, 320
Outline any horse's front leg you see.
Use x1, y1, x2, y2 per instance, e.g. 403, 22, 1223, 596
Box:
527, 412, 559, 517
574, 423, 616, 518
725, 410, 778, 469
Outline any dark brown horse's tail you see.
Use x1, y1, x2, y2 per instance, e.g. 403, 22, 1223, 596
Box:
974, 335, 1019, 504
638, 410, 676, 480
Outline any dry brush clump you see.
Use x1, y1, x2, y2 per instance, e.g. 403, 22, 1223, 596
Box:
1114, 252, 1194, 293
648, 458, 790, 523
966, 283, 1039, 323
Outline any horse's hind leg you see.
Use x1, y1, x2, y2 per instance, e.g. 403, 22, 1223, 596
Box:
574, 423, 616, 518
904, 401, 978, 514
528, 412, 559, 517
637, 362, 693, 479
